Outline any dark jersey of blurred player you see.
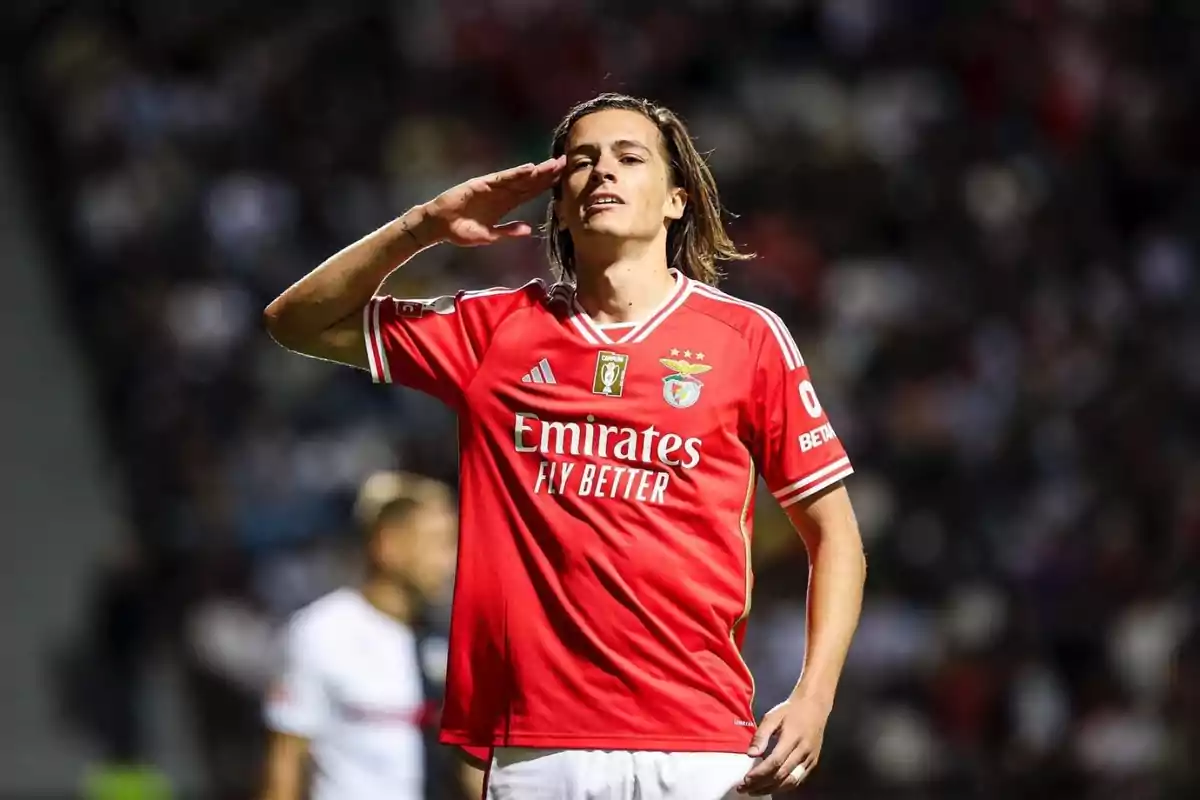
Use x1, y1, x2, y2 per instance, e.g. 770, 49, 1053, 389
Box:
365, 272, 852, 754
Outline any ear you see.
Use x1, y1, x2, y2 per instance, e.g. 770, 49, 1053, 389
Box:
664, 186, 687, 221
366, 532, 384, 562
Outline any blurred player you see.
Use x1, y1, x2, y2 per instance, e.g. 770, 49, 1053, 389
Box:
261, 471, 484, 800
264, 93, 867, 798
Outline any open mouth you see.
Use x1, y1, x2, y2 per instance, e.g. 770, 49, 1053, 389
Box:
585, 195, 624, 214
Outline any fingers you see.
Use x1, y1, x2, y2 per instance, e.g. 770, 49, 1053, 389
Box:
485, 157, 564, 196
771, 748, 814, 794
490, 220, 533, 238
490, 162, 537, 183
534, 155, 566, 176
447, 158, 564, 234
778, 755, 816, 792
531, 156, 566, 190
516, 157, 565, 197
520, 156, 564, 180
740, 735, 817, 796
739, 730, 797, 791
746, 709, 783, 758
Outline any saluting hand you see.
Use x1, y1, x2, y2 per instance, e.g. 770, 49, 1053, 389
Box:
411, 157, 565, 248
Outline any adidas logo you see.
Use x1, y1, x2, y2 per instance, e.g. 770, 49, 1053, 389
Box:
521, 358, 557, 385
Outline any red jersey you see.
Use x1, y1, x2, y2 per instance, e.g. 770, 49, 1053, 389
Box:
363, 270, 853, 753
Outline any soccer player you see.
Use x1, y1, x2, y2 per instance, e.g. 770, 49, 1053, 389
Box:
261, 471, 484, 800
264, 93, 866, 798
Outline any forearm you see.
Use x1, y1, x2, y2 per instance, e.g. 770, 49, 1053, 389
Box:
261, 774, 301, 800
263, 207, 433, 346
788, 496, 866, 707
459, 759, 486, 798
261, 733, 309, 800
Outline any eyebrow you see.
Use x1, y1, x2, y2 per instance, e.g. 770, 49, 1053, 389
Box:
566, 139, 653, 157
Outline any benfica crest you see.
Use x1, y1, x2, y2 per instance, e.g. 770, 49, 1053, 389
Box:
659, 357, 712, 409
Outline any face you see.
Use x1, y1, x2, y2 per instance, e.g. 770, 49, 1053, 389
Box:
556, 108, 686, 251
374, 502, 458, 603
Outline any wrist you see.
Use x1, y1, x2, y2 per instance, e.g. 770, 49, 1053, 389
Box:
790, 679, 836, 712
399, 204, 441, 248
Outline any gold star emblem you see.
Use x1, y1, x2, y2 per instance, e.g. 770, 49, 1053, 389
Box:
670, 348, 680, 356
695, 352, 705, 361
684, 349, 693, 358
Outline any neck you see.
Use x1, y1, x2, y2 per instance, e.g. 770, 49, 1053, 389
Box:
573, 243, 676, 325
360, 576, 413, 624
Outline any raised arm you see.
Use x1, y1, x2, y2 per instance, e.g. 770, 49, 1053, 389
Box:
263, 211, 431, 368
262, 157, 564, 369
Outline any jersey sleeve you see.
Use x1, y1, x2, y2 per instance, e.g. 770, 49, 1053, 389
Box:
263, 617, 330, 738
748, 319, 853, 508
362, 283, 538, 406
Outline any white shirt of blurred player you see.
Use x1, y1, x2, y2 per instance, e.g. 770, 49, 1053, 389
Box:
265, 588, 427, 800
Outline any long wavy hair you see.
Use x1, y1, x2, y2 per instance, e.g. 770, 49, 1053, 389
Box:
545, 93, 752, 286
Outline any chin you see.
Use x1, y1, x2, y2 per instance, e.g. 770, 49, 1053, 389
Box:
578, 217, 630, 237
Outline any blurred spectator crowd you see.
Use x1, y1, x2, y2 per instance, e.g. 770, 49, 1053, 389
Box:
10, 0, 1200, 797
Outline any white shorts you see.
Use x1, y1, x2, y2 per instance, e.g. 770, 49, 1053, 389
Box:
486, 747, 759, 800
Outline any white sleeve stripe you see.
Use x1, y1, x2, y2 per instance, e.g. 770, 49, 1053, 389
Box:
772, 456, 851, 499
364, 300, 382, 383
392, 283, 533, 314
778, 465, 854, 507
404, 287, 521, 317
692, 285, 803, 370
762, 304, 805, 368
371, 299, 392, 384
366, 284, 534, 383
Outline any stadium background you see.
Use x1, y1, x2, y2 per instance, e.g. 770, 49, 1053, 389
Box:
1, 0, 1198, 797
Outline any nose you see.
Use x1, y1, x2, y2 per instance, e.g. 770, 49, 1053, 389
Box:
589, 155, 617, 185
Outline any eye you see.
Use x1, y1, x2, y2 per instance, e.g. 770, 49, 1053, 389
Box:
620, 155, 644, 165
570, 159, 592, 171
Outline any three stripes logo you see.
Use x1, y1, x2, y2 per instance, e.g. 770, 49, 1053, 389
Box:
521, 358, 557, 385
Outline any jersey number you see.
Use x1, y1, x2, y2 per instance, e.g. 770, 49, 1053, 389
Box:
798, 380, 822, 418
